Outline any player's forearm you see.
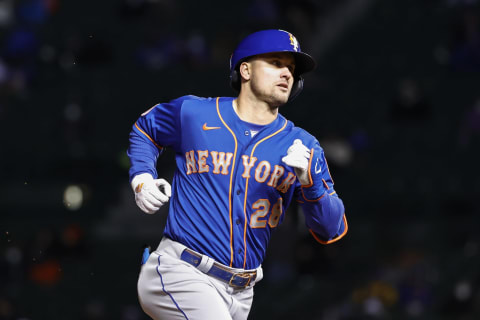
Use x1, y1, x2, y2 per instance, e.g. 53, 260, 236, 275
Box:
127, 130, 160, 182
301, 193, 345, 240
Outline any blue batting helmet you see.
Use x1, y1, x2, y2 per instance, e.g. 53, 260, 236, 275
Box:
229, 29, 316, 101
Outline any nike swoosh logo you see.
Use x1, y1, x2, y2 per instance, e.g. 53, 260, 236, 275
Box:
202, 123, 221, 131
314, 158, 321, 174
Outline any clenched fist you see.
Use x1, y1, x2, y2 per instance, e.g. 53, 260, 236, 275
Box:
281, 139, 311, 185
131, 173, 171, 214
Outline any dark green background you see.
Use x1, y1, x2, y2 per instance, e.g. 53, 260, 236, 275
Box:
1, 0, 479, 319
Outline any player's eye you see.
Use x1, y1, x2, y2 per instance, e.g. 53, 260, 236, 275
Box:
271, 59, 295, 73
271, 60, 281, 67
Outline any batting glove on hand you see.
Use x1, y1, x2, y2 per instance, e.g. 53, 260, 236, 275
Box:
282, 139, 311, 185
131, 173, 171, 214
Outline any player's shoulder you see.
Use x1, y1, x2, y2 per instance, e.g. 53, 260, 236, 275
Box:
280, 117, 320, 148
169, 95, 227, 108
281, 117, 316, 140
168, 95, 214, 105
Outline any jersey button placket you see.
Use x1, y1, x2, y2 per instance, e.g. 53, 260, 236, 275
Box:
233, 185, 245, 266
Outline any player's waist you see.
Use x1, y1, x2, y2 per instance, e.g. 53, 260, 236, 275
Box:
157, 237, 263, 289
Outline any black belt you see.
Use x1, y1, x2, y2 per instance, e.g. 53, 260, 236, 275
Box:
180, 248, 256, 289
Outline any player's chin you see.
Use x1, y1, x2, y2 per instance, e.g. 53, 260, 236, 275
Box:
271, 92, 290, 106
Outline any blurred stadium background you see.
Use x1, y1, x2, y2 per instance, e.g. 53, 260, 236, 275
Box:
1, 0, 479, 319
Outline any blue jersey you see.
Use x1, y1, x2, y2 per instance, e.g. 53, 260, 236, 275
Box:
128, 96, 348, 269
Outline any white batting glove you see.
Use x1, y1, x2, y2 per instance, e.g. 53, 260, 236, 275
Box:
131, 173, 171, 214
282, 139, 311, 185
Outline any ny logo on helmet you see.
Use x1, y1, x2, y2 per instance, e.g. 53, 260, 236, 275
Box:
289, 34, 299, 52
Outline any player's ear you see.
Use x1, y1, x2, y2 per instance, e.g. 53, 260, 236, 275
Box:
239, 61, 251, 81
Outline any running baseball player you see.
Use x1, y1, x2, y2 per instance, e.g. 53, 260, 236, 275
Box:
128, 29, 348, 320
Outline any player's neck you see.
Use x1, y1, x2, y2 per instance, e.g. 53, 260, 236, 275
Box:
234, 96, 278, 125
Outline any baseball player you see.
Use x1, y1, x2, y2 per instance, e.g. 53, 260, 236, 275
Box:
128, 29, 348, 320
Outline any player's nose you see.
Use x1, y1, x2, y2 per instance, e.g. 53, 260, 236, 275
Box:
280, 67, 293, 81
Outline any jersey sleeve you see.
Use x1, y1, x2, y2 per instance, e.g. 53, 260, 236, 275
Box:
127, 96, 186, 182
295, 141, 348, 244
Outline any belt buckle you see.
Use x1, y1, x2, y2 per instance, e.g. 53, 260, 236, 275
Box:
228, 272, 254, 288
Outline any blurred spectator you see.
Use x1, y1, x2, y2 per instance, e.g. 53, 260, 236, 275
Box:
319, 133, 354, 168
83, 299, 107, 320
458, 96, 480, 148
397, 266, 434, 317
0, 0, 57, 99
352, 280, 398, 317
440, 279, 478, 316
2, 27, 38, 66
0, 297, 16, 320
17, 0, 49, 25
121, 305, 143, 320
0, 58, 9, 90
184, 30, 210, 69
245, 0, 280, 28
389, 78, 432, 125
348, 249, 436, 319
29, 259, 62, 286
346, 128, 372, 171
449, 5, 480, 71
0, 1, 479, 319
349, 128, 371, 154
135, 31, 184, 70
0, 0, 15, 28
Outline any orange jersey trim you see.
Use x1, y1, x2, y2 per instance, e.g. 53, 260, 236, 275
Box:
216, 98, 238, 267
309, 214, 348, 244
301, 148, 315, 187
135, 122, 163, 150
324, 156, 334, 184
301, 189, 326, 202
322, 178, 330, 190
242, 118, 288, 269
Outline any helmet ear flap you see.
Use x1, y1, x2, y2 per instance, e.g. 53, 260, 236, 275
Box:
288, 77, 304, 101
230, 70, 240, 93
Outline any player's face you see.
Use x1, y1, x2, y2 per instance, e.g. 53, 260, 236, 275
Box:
248, 53, 295, 107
